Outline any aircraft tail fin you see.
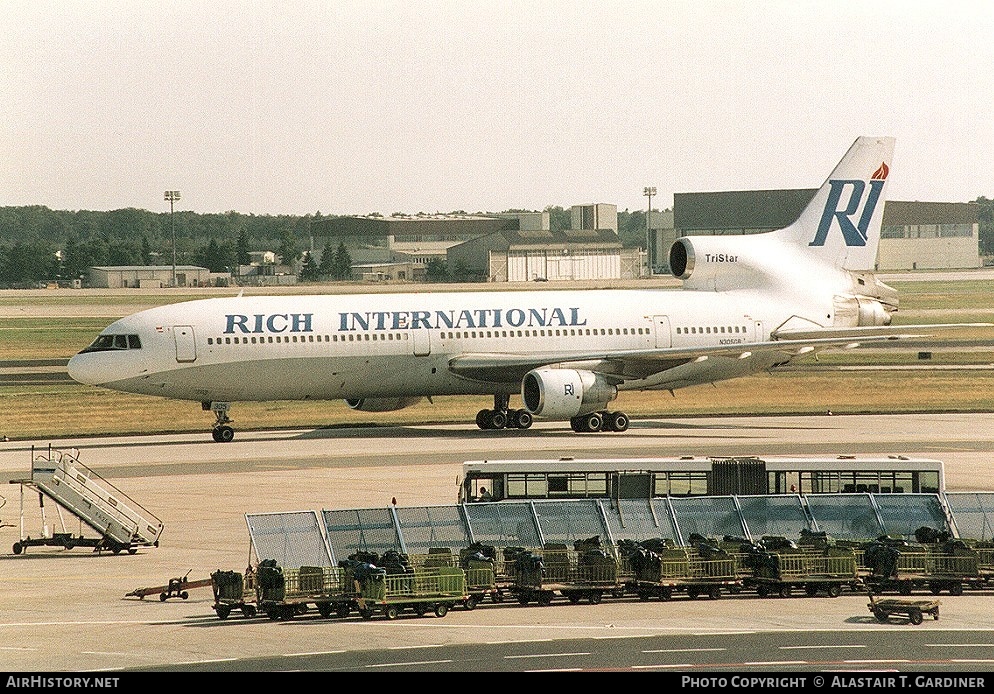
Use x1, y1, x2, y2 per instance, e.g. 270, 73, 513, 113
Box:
777, 136, 895, 271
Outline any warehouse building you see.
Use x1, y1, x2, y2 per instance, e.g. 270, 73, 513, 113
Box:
88, 265, 224, 288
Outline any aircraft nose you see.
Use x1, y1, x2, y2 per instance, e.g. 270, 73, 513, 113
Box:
67, 353, 100, 385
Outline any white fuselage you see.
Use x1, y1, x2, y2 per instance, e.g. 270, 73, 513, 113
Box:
66, 286, 827, 404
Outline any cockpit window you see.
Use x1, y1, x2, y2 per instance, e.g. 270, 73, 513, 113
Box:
79, 334, 142, 353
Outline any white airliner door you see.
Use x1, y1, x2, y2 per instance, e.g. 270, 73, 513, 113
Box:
653, 316, 672, 348
412, 329, 431, 357
174, 325, 197, 363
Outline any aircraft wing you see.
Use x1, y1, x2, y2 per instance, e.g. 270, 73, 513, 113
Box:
770, 322, 994, 341
446, 331, 947, 384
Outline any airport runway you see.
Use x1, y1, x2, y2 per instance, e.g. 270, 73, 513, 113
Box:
1, 412, 993, 673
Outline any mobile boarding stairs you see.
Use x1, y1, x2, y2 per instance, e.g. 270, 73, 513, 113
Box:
8, 445, 163, 555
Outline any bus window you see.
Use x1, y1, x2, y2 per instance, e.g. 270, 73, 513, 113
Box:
919, 471, 940, 494
855, 471, 879, 493
653, 472, 668, 497
463, 475, 501, 502
585, 473, 607, 497
668, 472, 708, 497
548, 475, 569, 495
507, 473, 547, 499
807, 471, 841, 494
614, 473, 651, 498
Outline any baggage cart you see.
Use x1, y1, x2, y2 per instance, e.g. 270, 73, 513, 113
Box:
863, 542, 984, 596
510, 544, 623, 606
868, 592, 940, 625
256, 563, 359, 621
743, 546, 859, 598
414, 548, 501, 608
211, 568, 258, 619
633, 547, 741, 600
356, 566, 468, 620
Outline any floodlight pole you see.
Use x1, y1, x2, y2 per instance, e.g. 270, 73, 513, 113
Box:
643, 186, 656, 276
164, 190, 181, 287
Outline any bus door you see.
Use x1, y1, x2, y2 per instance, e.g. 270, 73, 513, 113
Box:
173, 325, 197, 363
611, 472, 653, 500
710, 457, 768, 495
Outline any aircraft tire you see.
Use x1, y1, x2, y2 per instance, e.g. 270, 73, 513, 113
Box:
213, 425, 235, 443
490, 411, 508, 429
512, 410, 533, 429
581, 412, 603, 432
606, 411, 629, 432
476, 409, 492, 429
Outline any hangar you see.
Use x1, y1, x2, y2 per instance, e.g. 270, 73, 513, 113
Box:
318, 205, 643, 282
314, 214, 518, 268
447, 226, 639, 282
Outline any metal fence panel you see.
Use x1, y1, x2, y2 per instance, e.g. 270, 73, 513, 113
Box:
871, 494, 950, 540
463, 501, 541, 548
606, 499, 678, 543
531, 499, 610, 548
246, 511, 331, 568
804, 494, 883, 540
736, 495, 811, 541
944, 492, 994, 541
667, 496, 745, 545
322, 507, 400, 562
396, 505, 471, 554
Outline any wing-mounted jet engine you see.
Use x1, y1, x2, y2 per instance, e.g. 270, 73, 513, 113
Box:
521, 368, 629, 433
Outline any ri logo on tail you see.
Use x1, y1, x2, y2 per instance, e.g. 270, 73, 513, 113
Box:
810, 161, 889, 248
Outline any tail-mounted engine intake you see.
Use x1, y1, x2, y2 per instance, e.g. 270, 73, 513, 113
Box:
345, 397, 423, 412
668, 236, 778, 290
521, 368, 617, 419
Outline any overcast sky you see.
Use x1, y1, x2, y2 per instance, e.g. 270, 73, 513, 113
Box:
3, 1, 992, 217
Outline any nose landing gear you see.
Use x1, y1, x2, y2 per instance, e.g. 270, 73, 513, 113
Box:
204, 401, 235, 442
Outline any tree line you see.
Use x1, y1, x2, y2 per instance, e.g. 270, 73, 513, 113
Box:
0, 199, 991, 287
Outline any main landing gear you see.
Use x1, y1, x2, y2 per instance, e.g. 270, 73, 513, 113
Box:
570, 410, 630, 433
474, 395, 631, 433
476, 394, 533, 430
204, 401, 235, 443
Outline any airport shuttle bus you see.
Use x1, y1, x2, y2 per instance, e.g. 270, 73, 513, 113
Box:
458, 455, 945, 503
